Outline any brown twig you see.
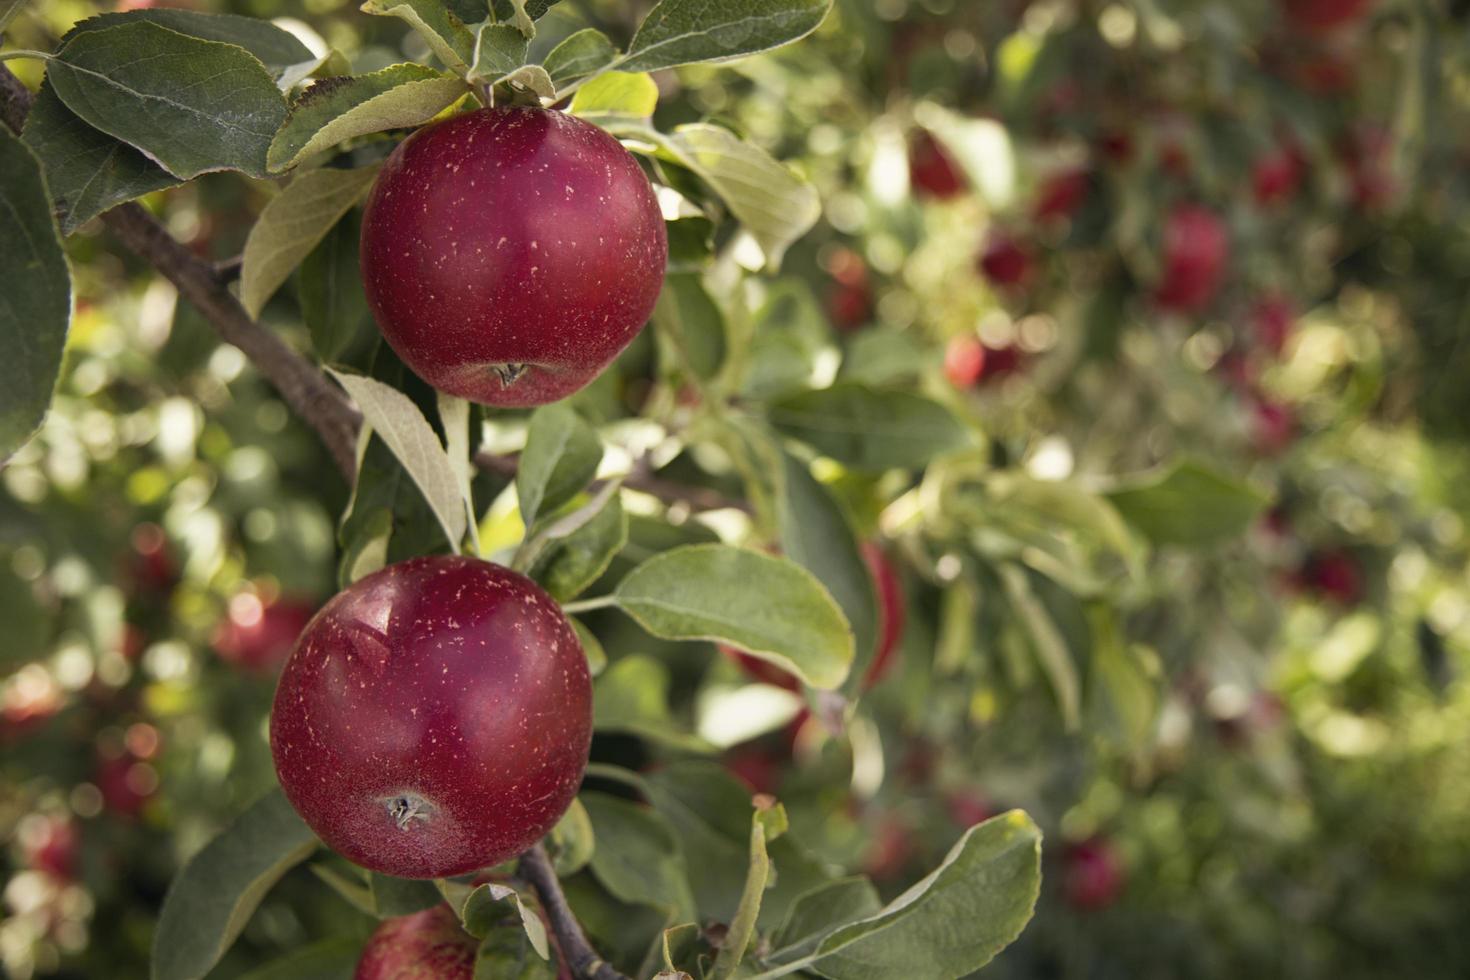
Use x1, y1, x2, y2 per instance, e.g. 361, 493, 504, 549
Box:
517, 843, 631, 980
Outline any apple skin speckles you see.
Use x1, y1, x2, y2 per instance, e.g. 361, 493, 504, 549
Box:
269, 555, 593, 879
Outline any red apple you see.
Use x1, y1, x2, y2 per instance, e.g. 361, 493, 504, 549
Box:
20, 816, 79, 880
1252, 145, 1305, 207
944, 336, 986, 388
95, 750, 157, 818
977, 232, 1033, 288
360, 107, 667, 407
909, 130, 966, 201
1282, 0, 1373, 32
862, 815, 915, 882
212, 594, 315, 674
1062, 837, 1125, 910
1301, 549, 1363, 605
1251, 396, 1295, 455
125, 522, 178, 598
270, 556, 593, 878
1155, 205, 1229, 314
355, 903, 475, 980
1034, 168, 1089, 223
944, 791, 994, 830
826, 247, 872, 332
1341, 123, 1396, 211
1251, 293, 1297, 355
724, 746, 782, 797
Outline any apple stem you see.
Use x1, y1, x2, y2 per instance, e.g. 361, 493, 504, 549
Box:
518, 842, 631, 980
493, 363, 530, 388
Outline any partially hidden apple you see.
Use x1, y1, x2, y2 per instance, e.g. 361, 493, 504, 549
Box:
270, 555, 593, 878
909, 129, 966, 201
360, 107, 667, 407
212, 593, 315, 674
1155, 205, 1229, 314
1062, 837, 1125, 910
1282, 0, 1374, 33
977, 232, 1033, 289
355, 903, 475, 980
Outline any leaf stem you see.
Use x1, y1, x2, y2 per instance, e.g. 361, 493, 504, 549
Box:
0, 50, 51, 63
559, 594, 616, 616
517, 843, 631, 980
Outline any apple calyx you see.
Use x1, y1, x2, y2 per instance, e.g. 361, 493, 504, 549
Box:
491, 363, 530, 388
385, 793, 435, 831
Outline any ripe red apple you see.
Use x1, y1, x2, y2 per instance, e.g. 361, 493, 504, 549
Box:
20, 816, 79, 880
944, 336, 986, 389
1251, 293, 1297, 355
944, 791, 994, 830
1341, 123, 1396, 211
908, 130, 966, 201
1252, 145, 1305, 207
1300, 549, 1363, 605
1033, 168, 1089, 223
862, 815, 915, 882
95, 750, 157, 818
1251, 396, 1295, 455
825, 247, 872, 332
355, 903, 475, 980
724, 543, 905, 690
360, 107, 667, 407
212, 594, 315, 674
724, 746, 782, 797
270, 556, 593, 878
1062, 837, 1125, 910
124, 522, 178, 598
1282, 0, 1373, 33
1155, 205, 1229, 314
977, 232, 1033, 288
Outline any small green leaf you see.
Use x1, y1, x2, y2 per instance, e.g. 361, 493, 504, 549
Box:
547, 797, 595, 876
768, 384, 972, 471
0, 127, 72, 463
711, 805, 777, 980
544, 29, 619, 87
771, 877, 881, 952
582, 791, 697, 921
534, 493, 627, 601
517, 403, 602, 530
151, 789, 320, 980
777, 451, 878, 692
652, 273, 726, 381
299, 212, 375, 365
462, 884, 548, 959
473, 921, 559, 980
1105, 459, 1271, 548
236, 937, 361, 980
268, 65, 468, 172
801, 812, 1041, 979
468, 23, 529, 82
569, 70, 659, 123
330, 369, 469, 550
361, 0, 476, 75
612, 544, 853, 690
21, 81, 178, 235
47, 21, 288, 180
998, 564, 1081, 731
241, 165, 379, 319
569, 618, 607, 676
491, 0, 561, 22
498, 64, 556, 102
621, 0, 832, 73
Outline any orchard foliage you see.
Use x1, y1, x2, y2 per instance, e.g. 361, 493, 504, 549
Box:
3, 0, 1470, 978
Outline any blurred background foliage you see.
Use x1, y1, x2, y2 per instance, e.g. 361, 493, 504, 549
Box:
5, 0, 1470, 977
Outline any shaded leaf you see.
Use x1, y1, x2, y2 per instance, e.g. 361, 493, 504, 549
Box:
361, 0, 476, 74
998, 563, 1081, 731
594, 654, 713, 753
369, 872, 442, 918
236, 937, 361, 980
569, 618, 607, 676
544, 29, 620, 87
547, 797, 595, 876
768, 383, 972, 471
652, 272, 726, 381
621, 0, 832, 73
582, 791, 697, 920
0, 128, 71, 463
517, 403, 602, 530
468, 23, 530, 82
612, 544, 853, 689
772, 877, 881, 952
534, 492, 628, 601
299, 211, 375, 365
1106, 459, 1271, 548
63, 9, 317, 86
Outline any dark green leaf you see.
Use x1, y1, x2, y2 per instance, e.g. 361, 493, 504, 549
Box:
517, 404, 602, 530
998, 563, 1082, 731
151, 789, 319, 980
621, 0, 832, 73
491, 0, 561, 22
474, 922, 559, 980
236, 938, 361, 980
63, 9, 316, 85
47, 22, 288, 179
21, 81, 178, 235
0, 127, 71, 463
768, 384, 972, 471
771, 877, 881, 952
370, 873, 443, 918
741, 279, 830, 399
543, 29, 619, 87
593, 654, 713, 752
533, 493, 627, 601
569, 618, 607, 676
300, 212, 375, 365
582, 791, 697, 920
547, 797, 595, 876
652, 273, 726, 381
1106, 459, 1271, 548
361, 0, 476, 75
268, 65, 468, 172
612, 544, 854, 689
468, 23, 529, 82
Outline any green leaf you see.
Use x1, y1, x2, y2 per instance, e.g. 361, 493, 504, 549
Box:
768, 384, 972, 471
468, 23, 530, 82
151, 790, 320, 980
652, 272, 726, 381
490, 0, 561, 24
569, 618, 607, 676
797, 812, 1041, 979
533, 493, 627, 601
594, 654, 713, 752
582, 791, 697, 921
0, 127, 71, 464
840, 327, 928, 388
621, 0, 832, 73
547, 797, 595, 876
660, 124, 819, 269
741, 279, 830, 399
21, 81, 179, 235
268, 65, 468, 172
474, 922, 559, 980
612, 544, 853, 689
46, 22, 288, 180
517, 403, 602, 530
777, 451, 878, 692
771, 878, 881, 952
369, 872, 444, 918
544, 29, 620, 88
462, 884, 548, 958
241, 165, 379, 319
361, 0, 477, 75
236, 937, 361, 980
1105, 459, 1271, 548
712, 803, 783, 980
299, 212, 375, 365
308, 862, 377, 916
63, 9, 317, 87
569, 70, 659, 123
498, 64, 557, 102
998, 563, 1082, 731
330, 369, 469, 549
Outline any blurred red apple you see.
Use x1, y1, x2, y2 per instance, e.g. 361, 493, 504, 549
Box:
863, 815, 915, 882
1155, 205, 1229, 314
1251, 293, 1297, 355
1301, 549, 1364, 605
1062, 837, 1125, 910
1252, 144, 1305, 207
1282, 0, 1373, 33
212, 593, 315, 674
20, 816, 79, 880
725, 746, 782, 796
1034, 168, 1090, 223
124, 522, 178, 598
945, 791, 994, 829
1341, 123, 1396, 211
1251, 396, 1296, 455
95, 750, 158, 818
977, 232, 1033, 288
825, 247, 873, 332
909, 130, 966, 201
945, 336, 986, 388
